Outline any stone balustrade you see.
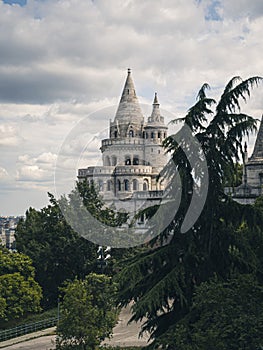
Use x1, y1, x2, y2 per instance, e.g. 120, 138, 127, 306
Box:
78, 165, 153, 177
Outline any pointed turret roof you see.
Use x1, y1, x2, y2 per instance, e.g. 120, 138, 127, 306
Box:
147, 92, 165, 125
150, 92, 161, 122
114, 69, 144, 125
250, 116, 263, 160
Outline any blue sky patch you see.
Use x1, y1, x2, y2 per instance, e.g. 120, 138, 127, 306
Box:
3, 0, 27, 6
205, 0, 223, 21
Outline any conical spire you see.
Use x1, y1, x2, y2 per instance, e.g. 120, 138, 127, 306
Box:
120, 68, 136, 102
147, 92, 165, 125
250, 115, 263, 160
114, 69, 144, 125
150, 92, 161, 122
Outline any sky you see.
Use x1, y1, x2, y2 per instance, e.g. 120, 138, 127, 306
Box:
0, 0, 262, 216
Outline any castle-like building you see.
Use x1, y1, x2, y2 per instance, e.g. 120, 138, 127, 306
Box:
78, 69, 168, 213
77, 69, 263, 243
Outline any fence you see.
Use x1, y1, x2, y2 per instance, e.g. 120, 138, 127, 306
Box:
0, 317, 58, 342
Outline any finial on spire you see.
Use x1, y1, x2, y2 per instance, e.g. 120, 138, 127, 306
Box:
127, 68, 131, 74
153, 92, 159, 105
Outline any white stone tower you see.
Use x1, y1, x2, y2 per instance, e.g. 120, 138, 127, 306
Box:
78, 69, 168, 211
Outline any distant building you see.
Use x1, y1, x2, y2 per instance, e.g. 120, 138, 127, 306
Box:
78, 69, 169, 215
227, 116, 263, 204
0, 216, 22, 250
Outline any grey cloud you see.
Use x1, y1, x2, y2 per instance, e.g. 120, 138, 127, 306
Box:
222, 0, 263, 20
0, 0, 263, 216
0, 67, 88, 103
21, 113, 44, 122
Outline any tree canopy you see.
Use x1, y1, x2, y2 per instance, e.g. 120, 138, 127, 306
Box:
15, 191, 97, 307
0, 247, 42, 326
170, 274, 263, 350
56, 273, 118, 350
15, 181, 131, 307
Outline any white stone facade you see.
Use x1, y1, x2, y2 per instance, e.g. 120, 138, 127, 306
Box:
78, 69, 168, 213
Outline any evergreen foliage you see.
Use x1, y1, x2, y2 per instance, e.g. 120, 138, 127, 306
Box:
116, 76, 263, 349
167, 274, 263, 350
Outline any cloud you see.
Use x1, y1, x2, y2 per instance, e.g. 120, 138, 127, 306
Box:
0, 166, 16, 194
16, 152, 57, 183
16, 165, 47, 181
37, 152, 57, 164
18, 152, 57, 166
222, 0, 263, 20
0, 0, 261, 108
0, 124, 22, 146
0, 167, 9, 179
0, 0, 262, 215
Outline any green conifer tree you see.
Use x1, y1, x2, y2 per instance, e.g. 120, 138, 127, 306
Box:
116, 76, 263, 349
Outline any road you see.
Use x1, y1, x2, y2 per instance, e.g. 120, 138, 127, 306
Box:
1, 305, 150, 349
0, 335, 55, 350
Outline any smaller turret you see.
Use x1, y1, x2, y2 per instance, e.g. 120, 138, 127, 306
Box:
144, 93, 168, 143
147, 93, 165, 125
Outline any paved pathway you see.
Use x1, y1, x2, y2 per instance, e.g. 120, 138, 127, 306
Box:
0, 328, 56, 349
0, 305, 150, 349
103, 304, 150, 347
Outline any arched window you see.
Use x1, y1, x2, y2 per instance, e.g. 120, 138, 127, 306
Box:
164, 132, 167, 138
105, 156, 110, 166
124, 179, 129, 191
158, 132, 161, 138
129, 129, 134, 137
143, 179, 149, 191
98, 180, 103, 192
125, 156, 131, 165
111, 155, 117, 166
143, 131, 145, 139
107, 180, 111, 191
132, 179, 138, 191
138, 214, 144, 224
159, 179, 164, 190
151, 132, 154, 139
146, 132, 148, 139
133, 156, 139, 165
117, 180, 121, 191
114, 130, 118, 138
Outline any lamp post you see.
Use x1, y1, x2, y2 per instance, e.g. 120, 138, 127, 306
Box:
97, 246, 111, 273
57, 297, 60, 323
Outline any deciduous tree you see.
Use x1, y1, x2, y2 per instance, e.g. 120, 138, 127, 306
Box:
0, 248, 42, 325
15, 192, 97, 307
56, 273, 118, 350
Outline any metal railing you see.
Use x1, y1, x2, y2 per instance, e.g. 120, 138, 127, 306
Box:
0, 317, 58, 342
